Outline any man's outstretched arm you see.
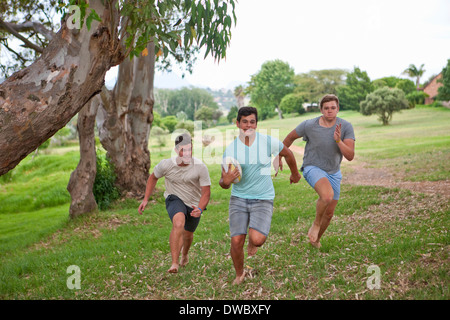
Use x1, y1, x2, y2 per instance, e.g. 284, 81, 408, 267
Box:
138, 173, 159, 215
278, 145, 301, 184
277, 130, 301, 173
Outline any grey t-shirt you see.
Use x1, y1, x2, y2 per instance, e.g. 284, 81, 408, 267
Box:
295, 117, 355, 174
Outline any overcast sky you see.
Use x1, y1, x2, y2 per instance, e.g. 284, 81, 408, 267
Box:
146, 0, 450, 90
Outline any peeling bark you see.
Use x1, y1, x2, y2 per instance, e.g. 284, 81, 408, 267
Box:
97, 42, 155, 198
0, 0, 123, 176
67, 97, 99, 218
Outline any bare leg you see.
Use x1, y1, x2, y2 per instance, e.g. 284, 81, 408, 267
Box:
247, 228, 267, 257
309, 200, 338, 248
230, 234, 246, 285
317, 200, 338, 242
168, 212, 185, 273
180, 230, 194, 267
308, 178, 334, 244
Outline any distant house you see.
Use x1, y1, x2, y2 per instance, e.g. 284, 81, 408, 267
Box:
423, 73, 443, 105
302, 102, 319, 112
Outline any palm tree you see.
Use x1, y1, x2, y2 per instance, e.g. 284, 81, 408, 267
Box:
402, 64, 426, 90
234, 85, 246, 109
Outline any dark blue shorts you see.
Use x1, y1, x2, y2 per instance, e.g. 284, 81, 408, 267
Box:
165, 194, 201, 233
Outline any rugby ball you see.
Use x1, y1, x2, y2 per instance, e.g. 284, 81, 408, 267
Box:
222, 156, 242, 183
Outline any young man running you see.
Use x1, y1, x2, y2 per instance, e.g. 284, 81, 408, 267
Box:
279, 94, 355, 248
220, 106, 301, 285
138, 133, 211, 273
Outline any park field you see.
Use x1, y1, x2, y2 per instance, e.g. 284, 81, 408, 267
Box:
0, 105, 449, 300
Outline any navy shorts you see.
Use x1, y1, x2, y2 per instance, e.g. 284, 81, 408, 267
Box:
165, 194, 201, 233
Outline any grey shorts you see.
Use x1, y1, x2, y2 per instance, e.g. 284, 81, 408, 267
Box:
229, 196, 274, 237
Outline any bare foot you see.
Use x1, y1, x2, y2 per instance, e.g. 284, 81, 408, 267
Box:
308, 225, 320, 243
168, 264, 179, 273
232, 273, 245, 285
309, 240, 321, 249
180, 255, 189, 267
247, 241, 258, 257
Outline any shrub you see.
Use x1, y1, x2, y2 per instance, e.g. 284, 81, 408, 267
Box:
50, 126, 71, 146
175, 120, 195, 135
428, 101, 443, 108
227, 106, 238, 123
360, 87, 409, 125
406, 91, 429, 108
437, 59, 450, 101
93, 152, 120, 210
279, 93, 305, 115
161, 115, 178, 133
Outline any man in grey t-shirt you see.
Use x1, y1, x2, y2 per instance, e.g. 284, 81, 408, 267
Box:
279, 94, 355, 248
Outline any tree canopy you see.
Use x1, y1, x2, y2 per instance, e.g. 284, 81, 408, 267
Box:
246, 59, 295, 120
294, 69, 346, 103
337, 67, 374, 110
437, 59, 450, 101
0, 0, 237, 78
402, 63, 425, 90
154, 87, 219, 120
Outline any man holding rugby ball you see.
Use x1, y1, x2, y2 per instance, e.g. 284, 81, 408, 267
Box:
220, 106, 301, 285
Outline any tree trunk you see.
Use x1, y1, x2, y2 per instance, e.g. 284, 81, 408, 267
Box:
276, 105, 284, 119
97, 42, 155, 198
0, 0, 123, 176
67, 97, 99, 218
237, 95, 245, 109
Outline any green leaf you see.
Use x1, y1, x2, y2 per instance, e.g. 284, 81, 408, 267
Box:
169, 40, 177, 51
204, 45, 211, 59
222, 2, 228, 16
199, 36, 207, 48
224, 16, 231, 28
86, 9, 101, 31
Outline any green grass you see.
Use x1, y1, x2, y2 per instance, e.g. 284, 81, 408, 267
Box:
0, 106, 449, 300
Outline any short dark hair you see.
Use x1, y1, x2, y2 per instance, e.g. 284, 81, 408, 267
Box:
319, 94, 340, 109
175, 133, 191, 148
237, 106, 258, 122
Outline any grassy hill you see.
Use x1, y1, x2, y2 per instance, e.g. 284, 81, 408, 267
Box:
0, 106, 448, 300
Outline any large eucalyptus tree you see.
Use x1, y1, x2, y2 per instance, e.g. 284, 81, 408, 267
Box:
0, 0, 236, 217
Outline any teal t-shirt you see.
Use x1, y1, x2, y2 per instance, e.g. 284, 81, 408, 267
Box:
223, 132, 284, 200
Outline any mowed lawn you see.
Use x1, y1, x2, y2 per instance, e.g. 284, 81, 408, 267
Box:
0, 106, 448, 300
